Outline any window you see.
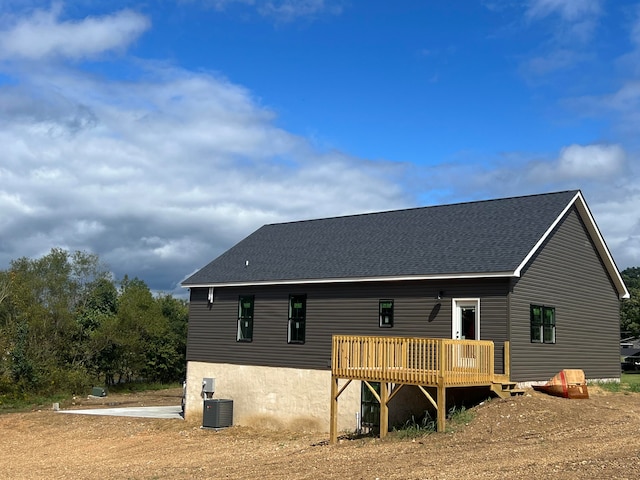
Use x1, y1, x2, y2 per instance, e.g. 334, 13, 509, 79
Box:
530, 304, 555, 344
237, 295, 254, 342
288, 295, 306, 344
379, 300, 394, 328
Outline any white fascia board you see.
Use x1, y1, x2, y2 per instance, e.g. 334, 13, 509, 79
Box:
513, 191, 630, 300
572, 192, 630, 299
513, 194, 575, 279
181, 270, 517, 289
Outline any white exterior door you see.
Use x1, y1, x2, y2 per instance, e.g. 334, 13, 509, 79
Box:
452, 298, 480, 340
452, 298, 480, 368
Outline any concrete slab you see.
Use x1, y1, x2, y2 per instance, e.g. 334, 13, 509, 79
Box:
58, 405, 183, 419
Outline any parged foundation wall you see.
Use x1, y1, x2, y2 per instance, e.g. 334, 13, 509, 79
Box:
185, 361, 362, 432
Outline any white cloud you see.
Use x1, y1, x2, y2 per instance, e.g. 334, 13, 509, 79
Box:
518, 0, 602, 81
587, 182, 640, 272
521, 143, 627, 184
522, 49, 587, 76
526, 0, 601, 21
259, 0, 342, 21
0, 62, 408, 291
0, 2, 384, 292
184, 0, 341, 21
556, 144, 626, 178
460, 143, 626, 185
525, 0, 601, 43
564, 9, 640, 136
0, 4, 150, 61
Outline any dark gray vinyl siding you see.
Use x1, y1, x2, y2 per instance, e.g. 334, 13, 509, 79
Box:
509, 206, 621, 381
187, 279, 510, 372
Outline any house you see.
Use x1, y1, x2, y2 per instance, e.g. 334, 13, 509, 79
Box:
621, 348, 640, 371
182, 190, 629, 433
621, 338, 640, 371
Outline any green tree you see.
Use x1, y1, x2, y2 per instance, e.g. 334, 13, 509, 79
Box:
0, 249, 188, 397
621, 267, 640, 338
95, 276, 186, 384
70, 277, 119, 377
1, 249, 113, 394
151, 294, 188, 381
622, 267, 640, 290
0, 271, 12, 389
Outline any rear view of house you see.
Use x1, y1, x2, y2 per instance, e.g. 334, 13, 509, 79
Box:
182, 190, 629, 432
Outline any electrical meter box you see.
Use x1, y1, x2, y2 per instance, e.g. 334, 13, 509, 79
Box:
202, 377, 215, 394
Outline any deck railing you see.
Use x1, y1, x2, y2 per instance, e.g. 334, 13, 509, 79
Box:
332, 335, 495, 386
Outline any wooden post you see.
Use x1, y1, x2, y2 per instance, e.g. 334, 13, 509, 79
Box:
437, 382, 446, 432
330, 376, 339, 444
380, 382, 389, 439
504, 341, 511, 379
437, 339, 447, 432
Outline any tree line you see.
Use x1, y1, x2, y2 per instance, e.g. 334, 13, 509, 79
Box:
0, 248, 187, 398
621, 267, 640, 339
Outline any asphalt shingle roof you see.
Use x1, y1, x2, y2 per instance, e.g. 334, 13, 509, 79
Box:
183, 190, 580, 286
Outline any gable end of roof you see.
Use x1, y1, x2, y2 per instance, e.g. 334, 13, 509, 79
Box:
513, 191, 629, 300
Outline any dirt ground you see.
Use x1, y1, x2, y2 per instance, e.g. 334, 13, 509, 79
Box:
1, 387, 640, 479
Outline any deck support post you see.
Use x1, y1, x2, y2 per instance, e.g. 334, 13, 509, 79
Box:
437, 383, 446, 432
380, 382, 389, 439
504, 341, 511, 379
437, 339, 447, 432
330, 375, 339, 444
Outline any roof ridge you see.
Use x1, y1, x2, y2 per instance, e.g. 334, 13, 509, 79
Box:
264, 189, 580, 227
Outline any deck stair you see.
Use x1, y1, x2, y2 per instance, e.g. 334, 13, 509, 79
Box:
490, 379, 525, 399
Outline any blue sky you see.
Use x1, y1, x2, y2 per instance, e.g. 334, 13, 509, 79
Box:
0, 0, 639, 293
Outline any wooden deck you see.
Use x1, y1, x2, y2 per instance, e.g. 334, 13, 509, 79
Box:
330, 335, 514, 443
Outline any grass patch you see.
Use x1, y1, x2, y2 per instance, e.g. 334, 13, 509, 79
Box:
591, 373, 640, 393
447, 405, 475, 429
392, 411, 436, 439
392, 405, 478, 439
622, 373, 640, 392
106, 381, 182, 395
593, 381, 622, 393
0, 392, 69, 414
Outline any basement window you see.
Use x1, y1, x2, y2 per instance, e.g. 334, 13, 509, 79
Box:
288, 295, 306, 344
379, 300, 394, 328
530, 304, 555, 344
237, 295, 254, 342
